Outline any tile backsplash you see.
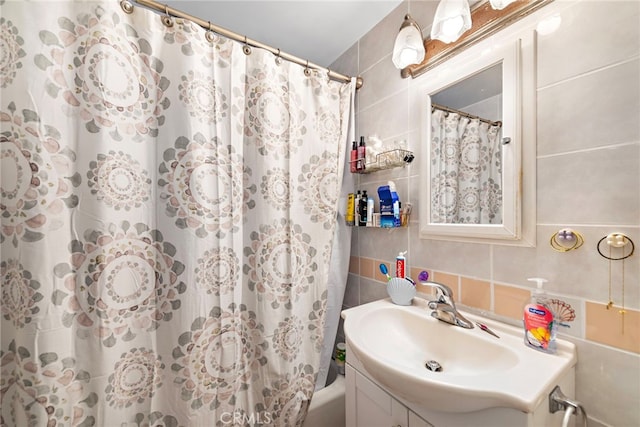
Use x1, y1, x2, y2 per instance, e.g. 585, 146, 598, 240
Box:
349, 255, 639, 355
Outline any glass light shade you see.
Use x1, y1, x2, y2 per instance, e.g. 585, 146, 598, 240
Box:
392, 19, 425, 69
430, 0, 472, 44
536, 14, 562, 35
489, 0, 516, 10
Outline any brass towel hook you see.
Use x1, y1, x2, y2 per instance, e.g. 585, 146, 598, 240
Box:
597, 232, 635, 333
550, 228, 584, 252
597, 233, 635, 261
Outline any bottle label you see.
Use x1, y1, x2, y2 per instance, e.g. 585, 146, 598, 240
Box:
346, 194, 355, 225
357, 146, 366, 171
350, 150, 357, 173
396, 258, 405, 278
524, 304, 553, 349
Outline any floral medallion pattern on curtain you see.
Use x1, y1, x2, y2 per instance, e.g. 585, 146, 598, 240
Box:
0, 2, 354, 426
430, 110, 503, 224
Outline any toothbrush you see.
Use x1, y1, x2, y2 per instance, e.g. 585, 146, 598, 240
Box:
379, 264, 392, 281
476, 322, 500, 339
418, 271, 429, 282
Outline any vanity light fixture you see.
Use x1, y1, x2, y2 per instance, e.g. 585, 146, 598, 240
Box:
392, 14, 426, 69
488, 0, 516, 10
430, 0, 472, 44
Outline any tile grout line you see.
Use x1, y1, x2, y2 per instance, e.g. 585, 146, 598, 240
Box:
537, 55, 640, 92
538, 141, 639, 160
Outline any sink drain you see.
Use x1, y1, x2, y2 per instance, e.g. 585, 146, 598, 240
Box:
425, 360, 442, 372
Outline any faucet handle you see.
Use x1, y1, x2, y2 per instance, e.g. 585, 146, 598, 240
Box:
421, 280, 453, 299
435, 292, 448, 304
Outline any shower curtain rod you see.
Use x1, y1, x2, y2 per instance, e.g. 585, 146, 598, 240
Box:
431, 102, 502, 127
124, 0, 363, 89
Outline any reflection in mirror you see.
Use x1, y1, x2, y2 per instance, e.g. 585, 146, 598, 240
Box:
429, 63, 503, 224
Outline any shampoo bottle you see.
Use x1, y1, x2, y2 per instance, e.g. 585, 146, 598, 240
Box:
389, 181, 401, 227
523, 278, 557, 354
346, 193, 355, 226
357, 136, 366, 171
354, 191, 361, 227
350, 141, 358, 173
359, 191, 368, 226
366, 196, 374, 226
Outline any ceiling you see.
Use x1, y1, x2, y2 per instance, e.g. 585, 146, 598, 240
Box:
165, 0, 403, 66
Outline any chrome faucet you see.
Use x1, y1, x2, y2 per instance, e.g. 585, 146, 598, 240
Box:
421, 281, 474, 329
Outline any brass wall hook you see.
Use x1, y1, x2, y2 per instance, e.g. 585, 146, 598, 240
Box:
597, 232, 635, 261
597, 232, 634, 334
550, 228, 584, 252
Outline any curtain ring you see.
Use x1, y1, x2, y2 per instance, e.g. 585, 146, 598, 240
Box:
274, 48, 282, 65
120, 0, 134, 14
304, 60, 311, 77
161, 4, 174, 27
205, 21, 215, 43
242, 36, 252, 55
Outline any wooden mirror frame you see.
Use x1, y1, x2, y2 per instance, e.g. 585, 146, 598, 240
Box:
401, 0, 553, 79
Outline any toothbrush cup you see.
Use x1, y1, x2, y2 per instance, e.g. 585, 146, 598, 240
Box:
387, 277, 416, 306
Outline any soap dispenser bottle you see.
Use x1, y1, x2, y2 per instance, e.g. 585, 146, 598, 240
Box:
523, 278, 557, 354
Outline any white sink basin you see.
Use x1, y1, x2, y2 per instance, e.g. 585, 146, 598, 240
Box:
342, 298, 577, 413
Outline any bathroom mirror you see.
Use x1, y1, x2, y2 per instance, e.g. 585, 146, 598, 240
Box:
419, 35, 536, 246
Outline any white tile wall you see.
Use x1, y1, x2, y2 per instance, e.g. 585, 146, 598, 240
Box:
537, 143, 640, 224
571, 337, 640, 427
537, 59, 640, 155
536, 0, 640, 87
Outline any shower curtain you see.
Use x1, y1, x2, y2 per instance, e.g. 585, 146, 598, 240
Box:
430, 109, 502, 224
0, 1, 355, 426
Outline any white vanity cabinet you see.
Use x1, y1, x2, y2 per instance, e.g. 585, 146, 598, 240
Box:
345, 364, 432, 427
344, 339, 576, 427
